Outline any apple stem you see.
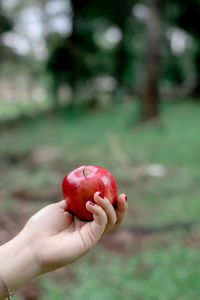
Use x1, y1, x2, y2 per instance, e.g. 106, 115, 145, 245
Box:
83, 168, 88, 177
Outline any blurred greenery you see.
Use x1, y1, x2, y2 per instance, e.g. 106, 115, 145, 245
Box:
1, 101, 200, 299
1, 0, 200, 299
0, 0, 199, 117
41, 244, 200, 300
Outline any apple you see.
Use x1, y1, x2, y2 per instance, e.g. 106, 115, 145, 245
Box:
62, 165, 118, 221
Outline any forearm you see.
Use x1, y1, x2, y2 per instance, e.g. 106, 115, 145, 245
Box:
0, 232, 40, 299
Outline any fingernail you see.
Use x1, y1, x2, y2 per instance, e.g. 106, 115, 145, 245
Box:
99, 192, 104, 199
124, 194, 127, 202
89, 201, 95, 206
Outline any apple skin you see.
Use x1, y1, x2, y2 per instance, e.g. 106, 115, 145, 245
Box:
62, 165, 118, 221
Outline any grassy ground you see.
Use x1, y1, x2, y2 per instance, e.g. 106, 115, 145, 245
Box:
1, 99, 200, 299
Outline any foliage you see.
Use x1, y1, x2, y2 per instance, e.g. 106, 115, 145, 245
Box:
1, 0, 200, 296
1, 101, 200, 299
1, 0, 200, 112
0, 4, 12, 34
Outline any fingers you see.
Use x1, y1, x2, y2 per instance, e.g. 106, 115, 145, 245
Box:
115, 193, 128, 226
93, 192, 117, 233
86, 201, 107, 239
86, 201, 107, 226
80, 191, 127, 252
94, 192, 117, 224
92, 192, 128, 233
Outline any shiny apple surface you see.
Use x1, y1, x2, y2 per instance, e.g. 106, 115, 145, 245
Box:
62, 165, 117, 221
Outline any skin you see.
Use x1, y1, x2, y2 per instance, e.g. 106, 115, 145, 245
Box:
0, 192, 127, 300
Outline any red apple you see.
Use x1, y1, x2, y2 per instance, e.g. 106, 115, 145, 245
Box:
62, 165, 118, 221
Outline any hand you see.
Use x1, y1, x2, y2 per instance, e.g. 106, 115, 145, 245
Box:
22, 192, 128, 274
94, 191, 127, 234
0, 192, 127, 297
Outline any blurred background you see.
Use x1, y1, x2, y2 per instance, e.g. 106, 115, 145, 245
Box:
1, 0, 200, 299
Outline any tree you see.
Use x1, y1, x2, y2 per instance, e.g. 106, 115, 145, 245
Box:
142, 0, 164, 120
46, 0, 137, 108
170, 0, 200, 98
0, 3, 12, 34
0, 1, 13, 58
178, 1, 200, 98
103, 0, 135, 90
47, 0, 102, 108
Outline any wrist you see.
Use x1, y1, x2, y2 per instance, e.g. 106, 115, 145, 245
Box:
0, 231, 41, 295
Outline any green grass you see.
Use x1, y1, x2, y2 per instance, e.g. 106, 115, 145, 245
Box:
0, 99, 51, 120
41, 244, 200, 300
1, 99, 200, 299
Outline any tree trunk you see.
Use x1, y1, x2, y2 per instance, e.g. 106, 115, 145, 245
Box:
191, 48, 200, 99
191, 81, 200, 99
142, 0, 163, 121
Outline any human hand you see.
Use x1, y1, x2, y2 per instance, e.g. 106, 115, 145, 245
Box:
22, 192, 127, 274
0, 192, 127, 298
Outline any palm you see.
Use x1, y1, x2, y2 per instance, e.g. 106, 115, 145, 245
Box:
24, 192, 127, 274
26, 201, 104, 273
41, 221, 95, 271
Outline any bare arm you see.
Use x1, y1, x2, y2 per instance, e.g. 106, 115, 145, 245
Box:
0, 192, 127, 299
